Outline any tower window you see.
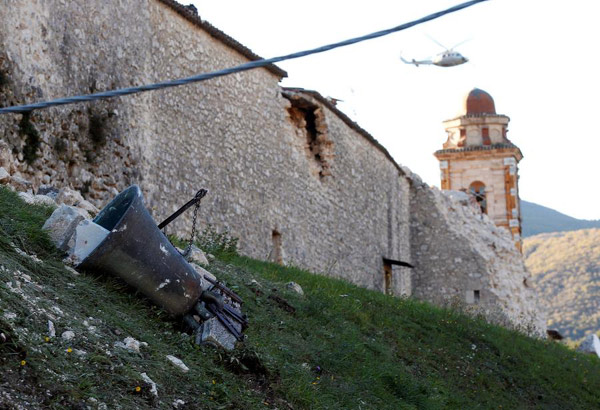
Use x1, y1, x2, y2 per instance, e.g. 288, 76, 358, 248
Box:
481, 127, 491, 145
469, 181, 487, 214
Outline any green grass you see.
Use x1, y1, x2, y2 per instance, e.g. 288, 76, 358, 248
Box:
0, 186, 599, 409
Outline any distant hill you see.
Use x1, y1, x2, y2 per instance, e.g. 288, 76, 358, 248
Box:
521, 200, 600, 237
524, 228, 600, 341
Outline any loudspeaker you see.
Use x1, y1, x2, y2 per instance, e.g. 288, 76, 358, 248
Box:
77, 185, 203, 316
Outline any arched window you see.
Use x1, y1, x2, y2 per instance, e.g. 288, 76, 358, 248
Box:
469, 181, 487, 214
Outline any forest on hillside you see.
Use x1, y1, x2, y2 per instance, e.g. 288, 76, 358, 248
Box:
524, 228, 600, 341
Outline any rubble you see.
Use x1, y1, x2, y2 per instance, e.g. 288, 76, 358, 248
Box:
166, 355, 189, 373
114, 336, 148, 353
37, 184, 60, 199
55, 187, 99, 215
61, 330, 75, 341
186, 245, 209, 265
48, 320, 56, 338
286, 281, 304, 295
173, 399, 186, 409
42, 204, 89, 251
18, 191, 56, 206
9, 175, 33, 191
0, 167, 10, 184
70, 219, 110, 265
140, 372, 159, 398
196, 317, 240, 351
577, 334, 600, 358
191, 263, 217, 290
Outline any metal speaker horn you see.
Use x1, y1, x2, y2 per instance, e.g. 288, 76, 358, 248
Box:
77, 185, 203, 316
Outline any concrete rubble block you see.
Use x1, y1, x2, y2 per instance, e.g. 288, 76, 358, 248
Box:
577, 334, 600, 358
166, 355, 189, 373
186, 245, 209, 265
286, 281, 304, 296
70, 219, 110, 265
190, 263, 217, 290
0, 167, 10, 184
42, 204, 90, 252
196, 316, 240, 351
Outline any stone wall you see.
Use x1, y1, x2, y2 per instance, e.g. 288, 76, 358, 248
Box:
408, 172, 545, 332
0, 0, 410, 294
0, 0, 543, 329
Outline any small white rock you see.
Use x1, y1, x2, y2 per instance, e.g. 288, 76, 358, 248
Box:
141, 372, 159, 398
114, 336, 148, 353
61, 330, 75, 341
166, 355, 189, 373
286, 281, 304, 296
48, 320, 56, 338
173, 399, 185, 409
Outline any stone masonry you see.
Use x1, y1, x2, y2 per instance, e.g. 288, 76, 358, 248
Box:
0, 0, 543, 330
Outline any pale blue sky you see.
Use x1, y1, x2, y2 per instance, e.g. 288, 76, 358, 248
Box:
191, 0, 600, 220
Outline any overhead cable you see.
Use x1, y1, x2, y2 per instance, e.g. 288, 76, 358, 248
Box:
0, 0, 488, 114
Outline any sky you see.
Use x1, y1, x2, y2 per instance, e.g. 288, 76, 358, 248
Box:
191, 0, 600, 220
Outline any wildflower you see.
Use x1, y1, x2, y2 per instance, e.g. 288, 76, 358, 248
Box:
20, 360, 26, 366
135, 386, 141, 393
44, 336, 50, 342
66, 347, 72, 353
212, 379, 216, 385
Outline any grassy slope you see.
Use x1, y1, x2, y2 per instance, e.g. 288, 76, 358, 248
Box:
524, 228, 600, 341
0, 187, 599, 409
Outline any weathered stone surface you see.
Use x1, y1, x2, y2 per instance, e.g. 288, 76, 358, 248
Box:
42, 205, 88, 252
56, 188, 99, 215
286, 281, 304, 296
410, 185, 546, 334
10, 175, 32, 192
577, 334, 600, 357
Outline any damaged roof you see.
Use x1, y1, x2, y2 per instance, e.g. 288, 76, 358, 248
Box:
157, 0, 287, 79
283, 88, 406, 177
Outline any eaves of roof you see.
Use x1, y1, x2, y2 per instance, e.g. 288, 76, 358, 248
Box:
157, 0, 287, 79
435, 143, 523, 158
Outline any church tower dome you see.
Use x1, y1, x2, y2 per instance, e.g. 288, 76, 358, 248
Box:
462, 88, 496, 115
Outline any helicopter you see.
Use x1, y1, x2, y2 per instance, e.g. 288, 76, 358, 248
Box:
401, 37, 469, 67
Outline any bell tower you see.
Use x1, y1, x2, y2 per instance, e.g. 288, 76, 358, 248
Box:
434, 88, 523, 251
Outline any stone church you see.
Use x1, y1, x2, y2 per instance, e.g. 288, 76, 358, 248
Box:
0, 0, 543, 331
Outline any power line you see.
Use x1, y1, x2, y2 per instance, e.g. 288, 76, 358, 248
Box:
0, 0, 488, 114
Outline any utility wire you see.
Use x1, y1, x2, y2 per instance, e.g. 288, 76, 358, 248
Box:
0, 0, 487, 114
